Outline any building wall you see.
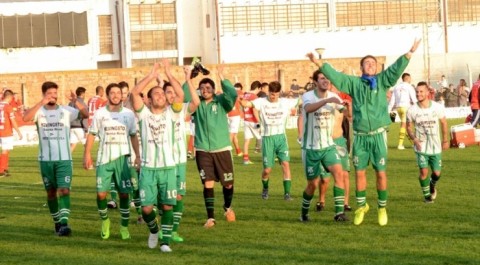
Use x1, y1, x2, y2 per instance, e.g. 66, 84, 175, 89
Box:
0, 57, 384, 108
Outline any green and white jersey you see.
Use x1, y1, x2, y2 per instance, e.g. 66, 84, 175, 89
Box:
252, 97, 298, 136
406, 101, 445, 155
89, 106, 136, 166
34, 105, 79, 161
173, 103, 188, 165
301, 90, 343, 150
136, 105, 179, 169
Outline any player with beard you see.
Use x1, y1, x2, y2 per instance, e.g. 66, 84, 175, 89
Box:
406, 82, 449, 203
160, 65, 200, 243
298, 71, 348, 222
130, 60, 194, 252
23, 81, 88, 236
83, 83, 140, 240
192, 64, 238, 228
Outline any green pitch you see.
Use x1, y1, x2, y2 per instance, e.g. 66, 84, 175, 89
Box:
0, 119, 479, 265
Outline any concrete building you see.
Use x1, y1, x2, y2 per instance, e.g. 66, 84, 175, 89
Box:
1, 0, 480, 86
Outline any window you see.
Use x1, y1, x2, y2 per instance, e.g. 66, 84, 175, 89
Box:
220, 3, 329, 34
98, 15, 113, 54
0, 12, 88, 48
128, 3, 177, 52
448, 0, 480, 22
335, 0, 440, 27
130, 30, 177, 51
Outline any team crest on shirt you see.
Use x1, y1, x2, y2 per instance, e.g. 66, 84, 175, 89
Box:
307, 167, 314, 175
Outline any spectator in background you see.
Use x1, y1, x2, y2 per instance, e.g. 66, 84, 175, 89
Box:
69, 87, 88, 153
0, 90, 23, 177
437, 74, 448, 93
457, 79, 469, 107
469, 74, 480, 127
290, 79, 300, 98
304, 76, 316, 92
444, 84, 458, 108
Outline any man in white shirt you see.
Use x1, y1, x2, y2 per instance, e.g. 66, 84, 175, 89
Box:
83, 83, 140, 241
388, 73, 417, 149
23, 81, 88, 236
406, 81, 449, 203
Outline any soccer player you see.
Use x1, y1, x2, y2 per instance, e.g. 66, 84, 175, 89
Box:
68, 87, 88, 153
130, 61, 191, 253
23, 81, 88, 236
83, 83, 140, 240
406, 82, 449, 203
299, 70, 348, 222
87, 85, 106, 127
243, 81, 299, 201
240, 81, 262, 165
0, 90, 23, 177
388, 73, 417, 150
192, 64, 238, 228
163, 66, 201, 243
307, 38, 422, 226
227, 83, 244, 157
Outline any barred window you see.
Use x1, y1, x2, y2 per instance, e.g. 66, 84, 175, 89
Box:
220, 3, 329, 34
0, 12, 88, 48
98, 15, 113, 54
448, 0, 480, 22
130, 30, 177, 51
129, 2, 175, 26
129, 3, 177, 52
335, 0, 440, 27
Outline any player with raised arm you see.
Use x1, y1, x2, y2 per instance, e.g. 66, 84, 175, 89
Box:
307, 38, 422, 226
23, 81, 88, 236
299, 70, 348, 222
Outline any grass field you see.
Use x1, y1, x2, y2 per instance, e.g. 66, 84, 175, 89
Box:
1, 119, 479, 265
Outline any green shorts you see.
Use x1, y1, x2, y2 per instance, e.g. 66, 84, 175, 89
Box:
302, 147, 341, 180
130, 166, 139, 191
352, 130, 388, 171
415, 152, 442, 172
262, 134, 290, 169
176, 163, 187, 196
39, 160, 73, 190
96, 156, 132, 194
334, 137, 350, 172
139, 167, 177, 207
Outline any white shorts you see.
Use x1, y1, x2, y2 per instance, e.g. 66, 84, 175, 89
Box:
70, 128, 86, 145
0, 136, 14, 151
244, 121, 261, 140
190, 121, 195, 136
228, 115, 241, 133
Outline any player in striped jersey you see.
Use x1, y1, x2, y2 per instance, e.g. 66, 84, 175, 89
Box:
243, 81, 299, 201
131, 60, 195, 253
162, 66, 200, 243
23, 81, 88, 236
299, 70, 348, 222
83, 83, 140, 240
406, 82, 449, 203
